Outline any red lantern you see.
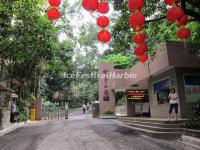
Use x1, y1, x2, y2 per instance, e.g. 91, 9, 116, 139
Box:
132, 32, 146, 44
97, 30, 111, 43
97, 16, 110, 27
47, 8, 60, 20
177, 15, 189, 26
177, 28, 190, 39
139, 54, 148, 62
167, 7, 184, 22
82, 0, 99, 12
129, 12, 145, 27
48, 0, 61, 7
128, 0, 144, 12
132, 25, 144, 32
98, 1, 109, 14
164, 0, 180, 6
133, 43, 147, 56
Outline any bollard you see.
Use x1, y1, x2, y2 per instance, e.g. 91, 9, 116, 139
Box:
92, 108, 96, 118
65, 110, 68, 119
31, 109, 36, 121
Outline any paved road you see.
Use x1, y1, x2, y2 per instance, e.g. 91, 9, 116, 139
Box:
0, 109, 197, 150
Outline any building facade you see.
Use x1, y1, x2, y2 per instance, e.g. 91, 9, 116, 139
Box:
99, 41, 200, 118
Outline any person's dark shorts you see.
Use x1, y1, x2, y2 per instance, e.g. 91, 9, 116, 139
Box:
169, 103, 178, 113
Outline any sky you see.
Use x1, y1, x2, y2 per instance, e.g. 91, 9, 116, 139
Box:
58, 0, 116, 54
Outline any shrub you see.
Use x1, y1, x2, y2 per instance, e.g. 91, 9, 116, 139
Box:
15, 100, 29, 122
184, 101, 200, 130
104, 109, 114, 115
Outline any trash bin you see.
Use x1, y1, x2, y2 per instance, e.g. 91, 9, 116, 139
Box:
92, 103, 99, 118
31, 109, 36, 121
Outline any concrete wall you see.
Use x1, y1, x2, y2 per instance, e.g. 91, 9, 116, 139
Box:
175, 67, 200, 118
2, 108, 11, 128
166, 41, 200, 68
148, 68, 178, 118
99, 63, 116, 114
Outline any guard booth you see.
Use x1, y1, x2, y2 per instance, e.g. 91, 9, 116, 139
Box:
126, 89, 150, 117
0, 86, 17, 128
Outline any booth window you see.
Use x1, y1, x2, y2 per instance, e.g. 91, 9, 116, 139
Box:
153, 78, 170, 105
184, 75, 200, 103
0, 94, 10, 108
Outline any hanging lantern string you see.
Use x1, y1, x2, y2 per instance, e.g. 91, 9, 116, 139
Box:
164, 0, 190, 48
47, 0, 61, 20
128, 0, 148, 63
97, 0, 111, 43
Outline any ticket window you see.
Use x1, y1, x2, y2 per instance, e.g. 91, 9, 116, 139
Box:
153, 78, 170, 105
127, 90, 149, 116
127, 100, 135, 116
0, 94, 11, 108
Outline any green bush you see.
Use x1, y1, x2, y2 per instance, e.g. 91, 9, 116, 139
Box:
16, 100, 29, 122
184, 101, 200, 130
104, 109, 114, 115
99, 54, 132, 69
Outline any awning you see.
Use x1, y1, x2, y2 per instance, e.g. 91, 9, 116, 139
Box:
11, 93, 18, 98
0, 86, 15, 95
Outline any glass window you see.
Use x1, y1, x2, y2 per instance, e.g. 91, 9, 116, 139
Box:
153, 78, 170, 104
184, 75, 200, 103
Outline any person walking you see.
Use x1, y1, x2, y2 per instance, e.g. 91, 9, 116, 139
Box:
168, 88, 179, 121
87, 103, 89, 110
82, 104, 87, 114
10, 99, 17, 123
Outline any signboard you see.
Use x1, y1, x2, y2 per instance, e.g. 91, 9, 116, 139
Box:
103, 96, 109, 101
103, 70, 109, 101
127, 90, 148, 102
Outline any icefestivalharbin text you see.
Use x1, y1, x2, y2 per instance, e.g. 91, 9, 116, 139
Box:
63, 72, 137, 79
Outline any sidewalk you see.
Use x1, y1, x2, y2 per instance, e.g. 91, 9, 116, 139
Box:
178, 135, 200, 149
0, 121, 36, 137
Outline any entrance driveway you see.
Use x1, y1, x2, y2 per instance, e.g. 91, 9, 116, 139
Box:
0, 109, 197, 150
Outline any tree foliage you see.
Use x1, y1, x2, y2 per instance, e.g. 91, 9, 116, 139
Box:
111, 0, 200, 58
0, 0, 76, 120
99, 54, 132, 69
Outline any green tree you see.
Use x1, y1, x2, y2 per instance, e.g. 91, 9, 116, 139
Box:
99, 54, 132, 69
111, 0, 200, 58
0, 0, 76, 121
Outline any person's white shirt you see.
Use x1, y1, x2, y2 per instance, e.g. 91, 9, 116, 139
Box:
169, 93, 178, 104
82, 104, 87, 109
12, 103, 17, 113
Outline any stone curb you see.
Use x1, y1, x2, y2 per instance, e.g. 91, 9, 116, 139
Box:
178, 135, 200, 149
99, 115, 117, 119
0, 120, 37, 137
